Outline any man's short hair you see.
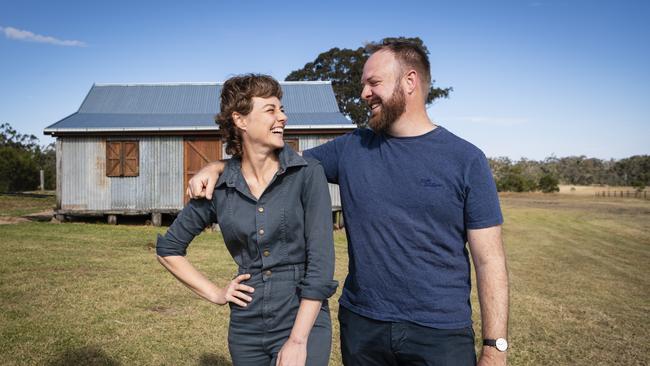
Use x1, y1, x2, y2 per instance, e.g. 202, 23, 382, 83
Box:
366, 40, 432, 93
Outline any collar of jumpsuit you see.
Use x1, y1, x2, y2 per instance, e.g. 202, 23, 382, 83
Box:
214, 143, 319, 279
216, 144, 308, 201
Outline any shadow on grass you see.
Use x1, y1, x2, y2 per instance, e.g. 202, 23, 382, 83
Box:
199, 353, 232, 366
47, 346, 120, 366
45, 348, 231, 365
60, 214, 178, 226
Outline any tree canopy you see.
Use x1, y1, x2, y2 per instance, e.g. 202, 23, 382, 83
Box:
285, 37, 452, 126
0, 123, 55, 192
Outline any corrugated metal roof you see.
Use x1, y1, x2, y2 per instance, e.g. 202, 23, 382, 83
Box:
45, 112, 350, 132
79, 84, 219, 114
45, 82, 353, 134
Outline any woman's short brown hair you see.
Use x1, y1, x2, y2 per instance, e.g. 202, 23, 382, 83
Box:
215, 74, 283, 157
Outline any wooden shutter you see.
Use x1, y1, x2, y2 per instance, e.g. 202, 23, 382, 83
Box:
106, 141, 123, 177
106, 140, 139, 177
183, 137, 221, 204
123, 142, 139, 177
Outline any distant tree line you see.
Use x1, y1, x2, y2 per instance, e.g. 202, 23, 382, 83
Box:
0, 123, 55, 192
1, 123, 648, 194
489, 155, 650, 193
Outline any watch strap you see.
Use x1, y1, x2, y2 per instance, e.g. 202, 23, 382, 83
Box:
484, 338, 508, 352
483, 339, 497, 347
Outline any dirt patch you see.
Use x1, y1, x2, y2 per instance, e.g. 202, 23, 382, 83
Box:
148, 305, 180, 315
0, 210, 54, 225
0, 216, 30, 225
23, 210, 54, 221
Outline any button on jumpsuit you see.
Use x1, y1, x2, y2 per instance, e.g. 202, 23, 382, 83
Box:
157, 146, 338, 365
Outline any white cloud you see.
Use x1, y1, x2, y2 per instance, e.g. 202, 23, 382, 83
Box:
0, 25, 86, 47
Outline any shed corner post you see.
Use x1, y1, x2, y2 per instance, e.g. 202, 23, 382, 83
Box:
151, 212, 162, 227
56, 139, 63, 210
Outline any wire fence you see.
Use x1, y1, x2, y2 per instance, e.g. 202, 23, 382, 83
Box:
595, 190, 648, 200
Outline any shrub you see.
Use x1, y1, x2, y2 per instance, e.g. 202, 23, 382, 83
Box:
538, 174, 560, 193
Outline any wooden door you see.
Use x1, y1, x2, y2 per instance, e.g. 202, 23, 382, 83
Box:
183, 137, 222, 204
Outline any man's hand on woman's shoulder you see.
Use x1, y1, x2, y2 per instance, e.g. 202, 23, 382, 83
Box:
187, 160, 227, 199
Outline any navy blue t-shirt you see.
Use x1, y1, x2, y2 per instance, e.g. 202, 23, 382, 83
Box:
304, 126, 503, 329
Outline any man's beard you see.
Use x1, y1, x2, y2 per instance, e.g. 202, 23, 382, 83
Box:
368, 83, 406, 133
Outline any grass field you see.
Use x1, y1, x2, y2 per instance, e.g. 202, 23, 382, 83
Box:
0, 193, 648, 365
0, 193, 56, 217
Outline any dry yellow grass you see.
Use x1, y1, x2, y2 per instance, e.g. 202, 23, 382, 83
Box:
558, 184, 647, 196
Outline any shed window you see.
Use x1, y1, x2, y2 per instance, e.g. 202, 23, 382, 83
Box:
106, 141, 139, 177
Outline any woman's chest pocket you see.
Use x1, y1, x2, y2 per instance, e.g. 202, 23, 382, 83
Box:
256, 187, 291, 258
215, 189, 256, 245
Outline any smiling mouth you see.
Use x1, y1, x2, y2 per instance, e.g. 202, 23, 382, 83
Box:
369, 99, 382, 113
271, 127, 284, 135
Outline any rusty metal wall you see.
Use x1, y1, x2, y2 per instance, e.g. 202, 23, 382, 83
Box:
58, 134, 341, 212
60, 137, 110, 210
59, 136, 183, 212
151, 136, 184, 209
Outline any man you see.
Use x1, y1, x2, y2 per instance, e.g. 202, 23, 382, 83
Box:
189, 40, 509, 366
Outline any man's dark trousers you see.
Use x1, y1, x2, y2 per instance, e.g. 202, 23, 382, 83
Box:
339, 307, 477, 366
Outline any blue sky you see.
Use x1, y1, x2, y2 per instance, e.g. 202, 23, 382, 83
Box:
1, 0, 648, 160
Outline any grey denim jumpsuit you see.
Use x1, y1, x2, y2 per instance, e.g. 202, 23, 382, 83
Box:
156, 146, 338, 366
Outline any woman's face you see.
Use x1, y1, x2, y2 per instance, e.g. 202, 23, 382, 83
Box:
235, 96, 287, 152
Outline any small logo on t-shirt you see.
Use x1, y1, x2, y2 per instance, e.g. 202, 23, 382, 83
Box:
420, 178, 442, 187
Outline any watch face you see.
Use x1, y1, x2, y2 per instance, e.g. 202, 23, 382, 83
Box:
496, 338, 508, 352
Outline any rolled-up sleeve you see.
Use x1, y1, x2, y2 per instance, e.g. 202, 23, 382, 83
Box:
156, 198, 217, 257
298, 161, 338, 300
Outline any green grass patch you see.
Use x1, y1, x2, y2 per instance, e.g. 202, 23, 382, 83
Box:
0, 193, 56, 216
0, 194, 648, 365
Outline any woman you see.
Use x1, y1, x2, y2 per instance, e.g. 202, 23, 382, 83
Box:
156, 74, 337, 366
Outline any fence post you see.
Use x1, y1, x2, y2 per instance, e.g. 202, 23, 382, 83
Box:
39, 170, 44, 192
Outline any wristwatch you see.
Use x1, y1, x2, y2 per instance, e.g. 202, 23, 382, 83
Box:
483, 338, 508, 352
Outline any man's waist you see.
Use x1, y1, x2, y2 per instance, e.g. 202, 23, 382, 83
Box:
338, 292, 473, 329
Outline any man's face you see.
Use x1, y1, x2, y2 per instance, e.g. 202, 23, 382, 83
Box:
361, 50, 407, 133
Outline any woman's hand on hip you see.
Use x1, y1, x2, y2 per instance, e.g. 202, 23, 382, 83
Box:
216, 273, 254, 306
276, 337, 307, 366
